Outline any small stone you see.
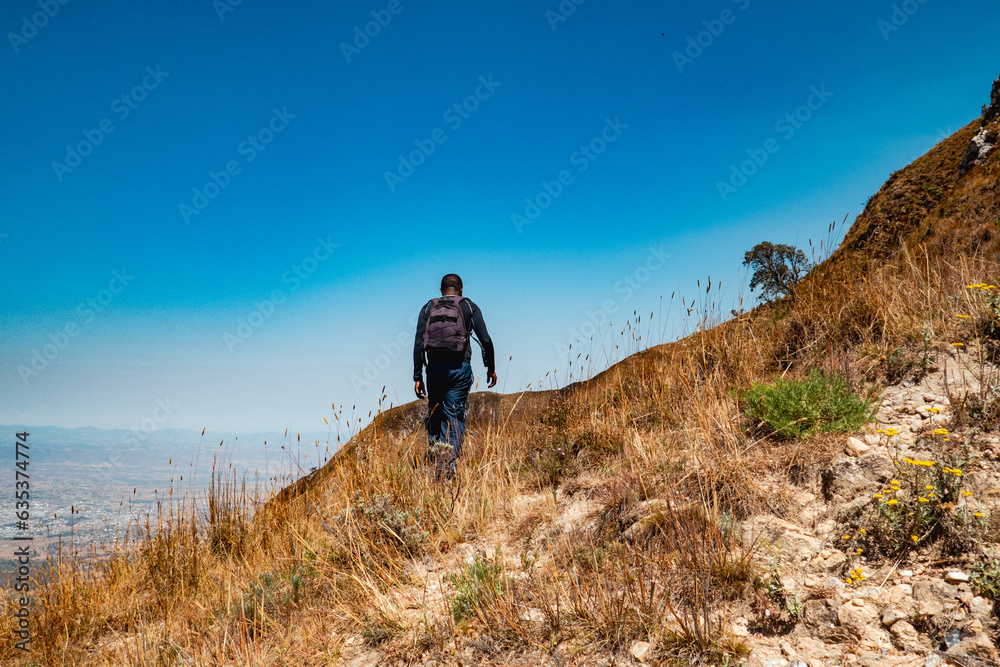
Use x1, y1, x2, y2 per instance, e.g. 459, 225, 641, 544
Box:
881, 607, 908, 627
899, 569, 914, 577
947, 631, 999, 661
913, 579, 959, 602
923, 394, 935, 403
630, 640, 653, 663
925, 655, 944, 667
970, 596, 994, 620
945, 571, 970, 584
851, 598, 865, 607
823, 575, 844, 591
864, 434, 880, 446
780, 642, 795, 658
890, 620, 920, 647
916, 599, 944, 617
846, 437, 870, 457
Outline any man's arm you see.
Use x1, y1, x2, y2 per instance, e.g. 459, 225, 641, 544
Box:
468, 302, 497, 386
413, 303, 428, 394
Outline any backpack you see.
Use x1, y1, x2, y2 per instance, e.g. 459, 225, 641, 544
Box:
422, 296, 469, 353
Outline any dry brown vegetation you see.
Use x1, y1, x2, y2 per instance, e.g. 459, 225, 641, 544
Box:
4, 86, 1000, 667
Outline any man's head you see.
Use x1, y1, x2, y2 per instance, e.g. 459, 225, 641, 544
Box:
440, 273, 463, 295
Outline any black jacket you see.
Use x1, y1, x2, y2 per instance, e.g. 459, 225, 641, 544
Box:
413, 297, 495, 381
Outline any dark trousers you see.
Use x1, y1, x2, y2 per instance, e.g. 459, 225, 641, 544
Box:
425, 361, 473, 474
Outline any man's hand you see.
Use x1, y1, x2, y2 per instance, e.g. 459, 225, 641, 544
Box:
414, 380, 426, 399
487, 371, 497, 388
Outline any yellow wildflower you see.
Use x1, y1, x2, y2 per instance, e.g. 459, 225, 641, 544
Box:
886, 499, 898, 505
918, 497, 929, 502
957, 314, 972, 319
962, 491, 972, 497
911, 535, 919, 541
925, 485, 935, 490
974, 512, 984, 518
933, 428, 948, 435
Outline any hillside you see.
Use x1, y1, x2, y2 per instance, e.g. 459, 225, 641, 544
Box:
4, 73, 1000, 666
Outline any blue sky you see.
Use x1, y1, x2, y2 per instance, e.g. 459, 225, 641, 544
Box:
1, 0, 998, 432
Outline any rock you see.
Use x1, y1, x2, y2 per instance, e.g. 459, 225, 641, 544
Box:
812, 551, 847, 575
913, 579, 959, 602
882, 584, 912, 605
899, 569, 914, 578
925, 655, 944, 667
889, 620, 921, 648
969, 596, 994, 621
759, 518, 823, 563
959, 126, 997, 175
846, 437, 870, 457
837, 602, 877, 638
923, 394, 936, 403
794, 637, 839, 661
821, 455, 894, 502
864, 434, 880, 446
881, 607, 908, 627
945, 571, 970, 584
629, 640, 652, 663
947, 630, 999, 661
802, 599, 842, 642
916, 598, 945, 618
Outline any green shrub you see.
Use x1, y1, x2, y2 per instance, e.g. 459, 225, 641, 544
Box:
740, 369, 876, 440
971, 554, 1000, 601
447, 552, 507, 621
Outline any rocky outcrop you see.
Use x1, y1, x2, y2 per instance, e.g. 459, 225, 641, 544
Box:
959, 126, 997, 175
959, 73, 1000, 175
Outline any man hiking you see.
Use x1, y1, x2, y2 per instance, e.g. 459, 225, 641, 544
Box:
414, 274, 497, 478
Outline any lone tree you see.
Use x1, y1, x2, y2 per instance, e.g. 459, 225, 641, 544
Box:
743, 241, 811, 302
